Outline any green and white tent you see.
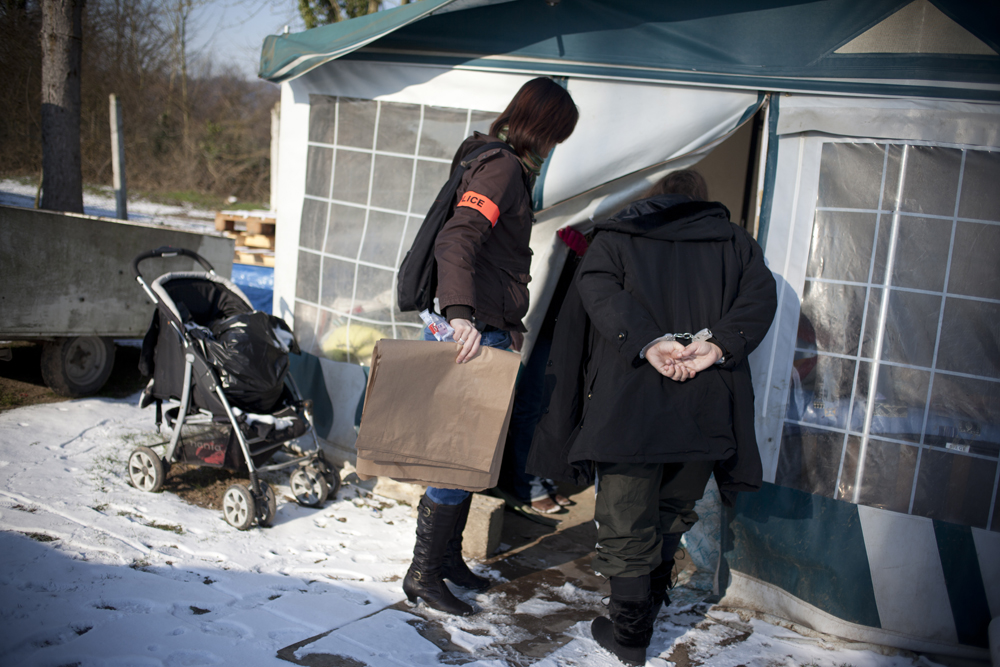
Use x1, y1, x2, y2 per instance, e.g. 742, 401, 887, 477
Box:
259, 0, 1000, 659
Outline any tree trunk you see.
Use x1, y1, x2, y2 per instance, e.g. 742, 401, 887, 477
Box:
40, 0, 85, 213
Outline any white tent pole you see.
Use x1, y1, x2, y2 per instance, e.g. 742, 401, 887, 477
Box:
750, 95, 770, 239
853, 145, 909, 505
270, 101, 280, 212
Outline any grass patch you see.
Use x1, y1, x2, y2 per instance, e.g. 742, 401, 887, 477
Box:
130, 558, 151, 570
147, 521, 184, 535
0, 176, 268, 213
130, 188, 267, 212
24, 532, 58, 542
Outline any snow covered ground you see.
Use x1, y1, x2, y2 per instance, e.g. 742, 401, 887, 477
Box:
0, 179, 219, 234
0, 394, 948, 667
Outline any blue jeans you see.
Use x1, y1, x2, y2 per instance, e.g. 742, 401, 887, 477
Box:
500, 335, 557, 502
423, 325, 512, 505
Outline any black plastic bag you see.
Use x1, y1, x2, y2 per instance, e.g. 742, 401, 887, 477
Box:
203, 311, 289, 413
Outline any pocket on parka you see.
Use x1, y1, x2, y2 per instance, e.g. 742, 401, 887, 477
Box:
499, 267, 531, 325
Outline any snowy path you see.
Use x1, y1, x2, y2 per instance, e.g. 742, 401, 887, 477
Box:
0, 396, 940, 667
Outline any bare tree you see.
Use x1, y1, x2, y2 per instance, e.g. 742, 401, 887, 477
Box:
40, 0, 85, 213
165, 0, 206, 158
4, 0, 279, 206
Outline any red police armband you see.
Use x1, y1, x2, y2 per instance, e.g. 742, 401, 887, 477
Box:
457, 191, 500, 227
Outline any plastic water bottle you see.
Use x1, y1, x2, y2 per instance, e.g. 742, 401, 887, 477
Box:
419, 309, 455, 342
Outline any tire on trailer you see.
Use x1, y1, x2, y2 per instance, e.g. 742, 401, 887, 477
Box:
40, 336, 116, 397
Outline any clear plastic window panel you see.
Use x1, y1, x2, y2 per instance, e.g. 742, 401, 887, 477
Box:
295, 96, 497, 363
776, 143, 1000, 531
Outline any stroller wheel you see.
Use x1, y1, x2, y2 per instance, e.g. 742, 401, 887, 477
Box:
325, 469, 341, 498
127, 447, 165, 493
257, 481, 277, 528
222, 485, 255, 530
290, 467, 329, 508
314, 452, 342, 498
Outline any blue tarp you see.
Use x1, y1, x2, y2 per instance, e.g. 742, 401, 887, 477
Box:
230, 263, 274, 315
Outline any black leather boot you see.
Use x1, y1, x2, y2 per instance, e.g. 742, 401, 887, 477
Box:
442, 495, 491, 591
402, 494, 474, 616
591, 574, 654, 666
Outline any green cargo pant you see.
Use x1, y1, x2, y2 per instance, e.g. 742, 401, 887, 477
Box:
593, 460, 715, 578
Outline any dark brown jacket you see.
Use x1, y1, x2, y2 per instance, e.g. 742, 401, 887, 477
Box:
434, 132, 535, 332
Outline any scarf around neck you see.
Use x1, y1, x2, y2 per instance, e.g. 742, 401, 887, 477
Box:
496, 125, 545, 178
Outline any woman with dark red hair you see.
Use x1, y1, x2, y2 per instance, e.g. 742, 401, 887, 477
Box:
403, 77, 578, 616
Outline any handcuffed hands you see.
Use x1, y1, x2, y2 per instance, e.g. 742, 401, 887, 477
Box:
646, 340, 723, 382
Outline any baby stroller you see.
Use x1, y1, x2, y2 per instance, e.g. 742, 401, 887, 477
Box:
129, 246, 338, 530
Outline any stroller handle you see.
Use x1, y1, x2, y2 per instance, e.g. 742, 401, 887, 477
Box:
132, 246, 216, 281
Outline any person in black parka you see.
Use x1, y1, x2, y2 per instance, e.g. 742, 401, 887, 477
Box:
526, 170, 777, 666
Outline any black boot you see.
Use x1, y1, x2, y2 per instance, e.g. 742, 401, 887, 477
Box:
650, 532, 683, 620
402, 494, 474, 616
649, 559, 673, 621
442, 495, 491, 591
592, 575, 654, 666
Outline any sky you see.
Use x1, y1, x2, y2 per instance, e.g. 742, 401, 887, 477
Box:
188, 0, 406, 81
187, 0, 307, 81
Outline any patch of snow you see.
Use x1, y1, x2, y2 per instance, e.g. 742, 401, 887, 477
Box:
513, 596, 567, 615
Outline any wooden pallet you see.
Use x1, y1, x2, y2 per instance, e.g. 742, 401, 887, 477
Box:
235, 250, 275, 268
214, 212, 276, 235
223, 231, 275, 250
216, 211, 276, 267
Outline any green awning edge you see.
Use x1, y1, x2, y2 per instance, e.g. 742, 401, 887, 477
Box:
258, 0, 457, 83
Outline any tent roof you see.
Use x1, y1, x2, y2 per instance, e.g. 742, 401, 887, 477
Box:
260, 0, 1000, 101
259, 0, 457, 83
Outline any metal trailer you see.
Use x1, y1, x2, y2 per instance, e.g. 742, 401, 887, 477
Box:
0, 205, 234, 396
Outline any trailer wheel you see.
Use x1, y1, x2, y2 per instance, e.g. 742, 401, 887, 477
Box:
40, 336, 116, 397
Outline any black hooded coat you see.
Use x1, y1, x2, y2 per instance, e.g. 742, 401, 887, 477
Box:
526, 195, 777, 503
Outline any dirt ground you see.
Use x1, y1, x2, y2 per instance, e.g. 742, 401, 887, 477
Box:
0, 341, 148, 410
